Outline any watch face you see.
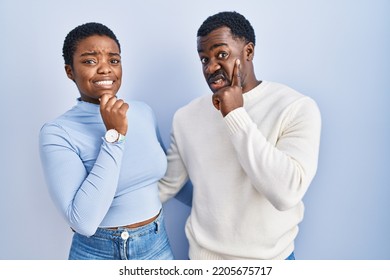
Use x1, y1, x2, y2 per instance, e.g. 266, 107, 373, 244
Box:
105, 129, 119, 143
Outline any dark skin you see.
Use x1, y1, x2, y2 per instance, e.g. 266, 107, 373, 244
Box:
64, 35, 129, 135
197, 27, 261, 117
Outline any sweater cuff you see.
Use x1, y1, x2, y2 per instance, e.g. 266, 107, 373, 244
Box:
224, 107, 252, 135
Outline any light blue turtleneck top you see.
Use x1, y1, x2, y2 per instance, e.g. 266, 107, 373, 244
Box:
39, 99, 166, 236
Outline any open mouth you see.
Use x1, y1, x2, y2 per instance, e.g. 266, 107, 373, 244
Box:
95, 80, 114, 86
208, 74, 227, 91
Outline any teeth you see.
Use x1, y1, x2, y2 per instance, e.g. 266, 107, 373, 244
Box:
95, 80, 113, 85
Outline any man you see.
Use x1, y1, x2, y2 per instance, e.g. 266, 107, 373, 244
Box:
159, 11, 321, 260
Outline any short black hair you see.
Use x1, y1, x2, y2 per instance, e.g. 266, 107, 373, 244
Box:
62, 22, 121, 66
197, 11, 255, 45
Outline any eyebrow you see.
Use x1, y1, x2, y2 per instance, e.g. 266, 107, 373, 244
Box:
80, 51, 121, 57
198, 43, 228, 53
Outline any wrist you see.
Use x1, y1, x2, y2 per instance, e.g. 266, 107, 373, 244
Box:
104, 129, 126, 143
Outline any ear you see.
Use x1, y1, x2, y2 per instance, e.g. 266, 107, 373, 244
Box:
244, 42, 255, 61
65, 65, 74, 80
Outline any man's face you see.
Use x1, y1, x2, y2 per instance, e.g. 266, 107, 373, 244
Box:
197, 27, 247, 93
65, 35, 122, 104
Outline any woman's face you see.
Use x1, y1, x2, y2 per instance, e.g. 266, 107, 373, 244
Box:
65, 35, 122, 104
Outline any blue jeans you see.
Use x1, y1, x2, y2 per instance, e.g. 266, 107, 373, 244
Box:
285, 251, 295, 260
68, 210, 174, 260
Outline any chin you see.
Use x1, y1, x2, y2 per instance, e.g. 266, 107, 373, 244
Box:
100, 92, 117, 98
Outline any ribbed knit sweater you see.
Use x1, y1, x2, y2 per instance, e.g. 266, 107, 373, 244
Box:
159, 81, 321, 259
39, 99, 166, 237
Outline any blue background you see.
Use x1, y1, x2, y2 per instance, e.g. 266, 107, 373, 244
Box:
0, 0, 389, 259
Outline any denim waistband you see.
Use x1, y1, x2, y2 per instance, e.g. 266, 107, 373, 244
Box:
90, 210, 164, 240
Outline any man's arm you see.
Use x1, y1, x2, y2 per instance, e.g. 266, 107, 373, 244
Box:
225, 98, 321, 211
158, 121, 189, 203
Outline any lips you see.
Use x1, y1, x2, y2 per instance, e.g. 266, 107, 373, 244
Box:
208, 73, 228, 91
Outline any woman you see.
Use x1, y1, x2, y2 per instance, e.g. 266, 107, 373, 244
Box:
39, 22, 173, 260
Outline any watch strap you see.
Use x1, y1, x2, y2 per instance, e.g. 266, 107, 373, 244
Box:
117, 133, 126, 143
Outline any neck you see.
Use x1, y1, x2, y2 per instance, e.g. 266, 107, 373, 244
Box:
242, 76, 262, 94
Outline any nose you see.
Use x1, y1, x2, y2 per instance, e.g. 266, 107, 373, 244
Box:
97, 60, 111, 74
204, 59, 221, 75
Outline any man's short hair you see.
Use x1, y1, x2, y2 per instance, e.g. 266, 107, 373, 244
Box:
197, 11, 255, 45
62, 22, 120, 66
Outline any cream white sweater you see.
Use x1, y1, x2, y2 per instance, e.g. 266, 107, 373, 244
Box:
159, 81, 321, 259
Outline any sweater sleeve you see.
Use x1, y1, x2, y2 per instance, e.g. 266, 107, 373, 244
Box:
39, 123, 124, 236
158, 122, 189, 203
224, 97, 321, 211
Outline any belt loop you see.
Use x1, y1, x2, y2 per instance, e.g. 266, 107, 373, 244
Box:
154, 221, 159, 233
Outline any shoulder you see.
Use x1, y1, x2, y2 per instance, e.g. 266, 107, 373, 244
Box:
39, 110, 75, 138
39, 111, 72, 138
128, 100, 154, 115
39, 103, 82, 131
39, 121, 75, 152
263, 81, 305, 101
262, 81, 319, 110
39, 104, 86, 148
264, 82, 321, 126
127, 100, 158, 127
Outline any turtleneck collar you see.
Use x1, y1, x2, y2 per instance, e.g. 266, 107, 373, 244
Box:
75, 98, 100, 114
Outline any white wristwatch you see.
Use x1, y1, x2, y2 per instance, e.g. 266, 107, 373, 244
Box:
104, 129, 125, 143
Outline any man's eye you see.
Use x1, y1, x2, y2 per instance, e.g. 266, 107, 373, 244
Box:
218, 52, 228, 59
200, 57, 208, 64
111, 59, 121, 64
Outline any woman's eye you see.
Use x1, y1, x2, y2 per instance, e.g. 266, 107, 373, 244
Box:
83, 59, 96, 64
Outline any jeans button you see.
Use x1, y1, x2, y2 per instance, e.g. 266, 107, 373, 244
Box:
121, 231, 129, 240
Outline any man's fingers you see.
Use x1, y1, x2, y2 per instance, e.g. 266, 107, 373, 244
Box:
212, 94, 221, 111
231, 59, 242, 88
